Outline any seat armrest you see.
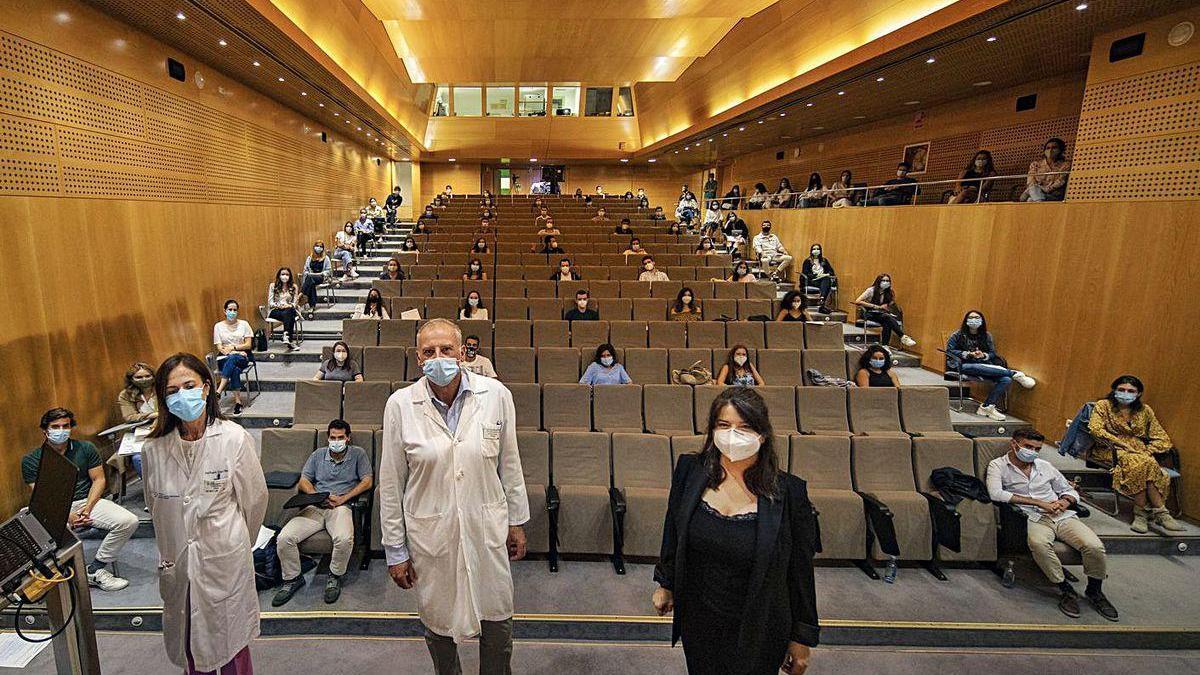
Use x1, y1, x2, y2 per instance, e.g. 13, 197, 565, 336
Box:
609, 487, 627, 515
546, 485, 561, 512
810, 504, 823, 554
857, 491, 893, 517
856, 491, 900, 556
920, 491, 962, 553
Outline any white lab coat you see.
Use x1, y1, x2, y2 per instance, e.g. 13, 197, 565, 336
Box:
142, 419, 268, 672
379, 370, 530, 643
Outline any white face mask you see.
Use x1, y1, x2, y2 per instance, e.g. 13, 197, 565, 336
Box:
682, 296, 692, 304
879, 280, 892, 289
713, 428, 761, 462
966, 317, 983, 329
468, 298, 479, 307
334, 350, 348, 362
896, 170, 906, 178
644, 262, 654, 271
600, 356, 614, 367
733, 354, 748, 366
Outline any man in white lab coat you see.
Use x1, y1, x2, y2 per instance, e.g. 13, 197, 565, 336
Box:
379, 318, 529, 674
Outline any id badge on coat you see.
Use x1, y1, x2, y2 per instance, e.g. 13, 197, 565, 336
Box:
202, 468, 230, 494
482, 421, 502, 441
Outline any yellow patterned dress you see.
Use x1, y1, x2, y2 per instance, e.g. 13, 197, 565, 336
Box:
1087, 399, 1172, 497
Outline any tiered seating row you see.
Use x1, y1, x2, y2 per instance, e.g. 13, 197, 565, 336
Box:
372, 280, 774, 299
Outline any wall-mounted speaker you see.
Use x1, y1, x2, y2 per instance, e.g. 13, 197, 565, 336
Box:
1109, 33, 1145, 63
166, 58, 185, 82
1015, 93, 1038, 112
320, 131, 328, 143
775, 150, 785, 160
375, 158, 381, 165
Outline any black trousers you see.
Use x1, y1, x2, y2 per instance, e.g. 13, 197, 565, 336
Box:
864, 310, 904, 345
268, 307, 297, 338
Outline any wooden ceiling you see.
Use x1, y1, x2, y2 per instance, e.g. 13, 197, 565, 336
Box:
360, 0, 778, 83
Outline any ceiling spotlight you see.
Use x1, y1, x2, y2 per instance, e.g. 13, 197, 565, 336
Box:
277, 77, 285, 82
722, 133, 728, 137
779, 113, 786, 117
738, 126, 745, 131
448, 158, 456, 162
345, 120, 350, 124
175, 11, 186, 20
926, 57, 936, 64
648, 158, 657, 163
806, 103, 814, 107
333, 111, 339, 115
674, 150, 679, 154
620, 158, 629, 163
708, 138, 713, 142
904, 100, 920, 105
757, 120, 764, 124
837, 91, 845, 96
1075, 2, 1088, 9
529, 158, 538, 162
986, 36, 998, 42
356, 126, 362, 130
318, 103, 324, 107
218, 39, 227, 47
973, 80, 993, 87
253, 61, 261, 67
876, 77, 885, 82
300, 91, 307, 96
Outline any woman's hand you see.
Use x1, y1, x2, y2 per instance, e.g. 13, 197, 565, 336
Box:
781, 642, 811, 674
652, 587, 674, 616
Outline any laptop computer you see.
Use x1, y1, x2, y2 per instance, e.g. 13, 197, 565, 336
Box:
0, 448, 77, 592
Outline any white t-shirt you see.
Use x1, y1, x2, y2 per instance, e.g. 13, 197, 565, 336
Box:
213, 320, 253, 348
335, 231, 356, 248
462, 355, 497, 378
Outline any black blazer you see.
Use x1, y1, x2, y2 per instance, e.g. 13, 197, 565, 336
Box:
654, 453, 820, 669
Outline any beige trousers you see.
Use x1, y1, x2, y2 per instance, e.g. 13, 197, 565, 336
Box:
1026, 515, 1107, 584
277, 505, 354, 578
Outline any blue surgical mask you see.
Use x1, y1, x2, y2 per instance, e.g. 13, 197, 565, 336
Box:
869, 358, 886, 369
1016, 447, 1040, 463
225, 309, 238, 321
46, 429, 71, 445
966, 317, 983, 329
166, 387, 207, 422
422, 357, 460, 386
1113, 390, 1138, 405
600, 356, 614, 367
328, 439, 347, 453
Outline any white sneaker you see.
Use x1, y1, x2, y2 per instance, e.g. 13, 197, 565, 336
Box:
900, 335, 917, 348
349, 270, 360, 279
88, 568, 129, 592
977, 404, 1007, 422
1013, 371, 1037, 389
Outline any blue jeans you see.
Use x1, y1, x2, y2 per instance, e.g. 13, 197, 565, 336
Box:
130, 452, 142, 477
331, 248, 354, 271
867, 192, 909, 206
958, 362, 1014, 406
218, 352, 250, 390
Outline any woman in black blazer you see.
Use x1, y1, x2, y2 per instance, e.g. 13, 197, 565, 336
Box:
653, 387, 819, 674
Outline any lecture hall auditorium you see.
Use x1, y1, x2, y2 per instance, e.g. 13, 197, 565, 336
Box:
3, 0, 1200, 673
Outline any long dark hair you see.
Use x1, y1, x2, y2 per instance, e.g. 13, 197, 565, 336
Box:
274, 267, 296, 294
461, 291, 485, 317
324, 340, 357, 372
123, 361, 156, 398
870, 273, 895, 305
363, 289, 385, 317
731, 260, 752, 281
965, 150, 996, 176
593, 343, 617, 365
806, 173, 822, 190
779, 177, 792, 191
808, 242, 826, 262
149, 353, 224, 438
700, 387, 779, 499
722, 344, 752, 380
781, 290, 804, 312
1107, 374, 1145, 413
839, 169, 853, 186
858, 344, 892, 371
466, 258, 484, 279
960, 309, 989, 339
674, 287, 696, 313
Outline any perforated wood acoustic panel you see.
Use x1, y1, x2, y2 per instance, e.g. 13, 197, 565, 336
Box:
0, 31, 379, 206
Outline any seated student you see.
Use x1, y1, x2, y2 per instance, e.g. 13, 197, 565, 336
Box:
722, 260, 756, 284
946, 310, 1036, 422
676, 192, 700, 225
365, 197, 386, 222
636, 187, 646, 201
459, 291, 488, 320
752, 220, 793, 281
595, 185, 605, 196
213, 299, 254, 414
400, 236, 420, 253
353, 288, 389, 320
552, 258, 582, 282
442, 184, 454, 200
273, 419, 373, 607
417, 205, 439, 226
722, 184, 742, 210
747, 182, 770, 210
534, 207, 553, 225
379, 257, 406, 281
622, 190, 634, 200
413, 220, 434, 239
950, 150, 997, 204
670, 287, 701, 322
1021, 137, 1071, 202
771, 177, 795, 208
986, 428, 1118, 621
715, 345, 764, 386
117, 362, 157, 476
866, 162, 918, 206
302, 242, 334, 316
315, 341, 363, 382
855, 345, 900, 387
639, 255, 670, 282
702, 200, 721, 233
826, 170, 856, 208
592, 207, 610, 222
776, 290, 806, 321
461, 335, 497, 378
650, 206, 667, 221
638, 195, 649, 210
573, 188, 584, 199
798, 173, 826, 208
471, 237, 490, 255
539, 235, 565, 255
1088, 375, 1185, 534
332, 222, 359, 279
352, 209, 376, 255
580, 344, 632, 385
564, 289, 599, 321
531, 197, 547, 212
801, 244, 835, 314
268, 267, 302, 350
695, 237, 717, 256
852, 274, 917, 349
478, 216, 494, 234
536, 219, 560, 237
721, 211, 750, 250
666, 221, 683, 235
623, 237, 645, 256
614, 218, 634, 236
463, 258, 487, 281
584, 194, 593, 207
22, 407, 137, 591
432, 195, 446, 209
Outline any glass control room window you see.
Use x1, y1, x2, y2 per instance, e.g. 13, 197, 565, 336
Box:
432, 85, 449, 116
552, 86, 579, 116
486, 86, 514, 117
519, 86, 547, 116
584, 87, 613, 116
453, 87, 482, 116
616, 86, 635, 117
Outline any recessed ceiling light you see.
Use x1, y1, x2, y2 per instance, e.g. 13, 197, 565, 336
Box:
300, 91, 307, 96
904, 100, 920, 105
175, 11, 186, 20
837, 91, 845, 96
926, 57, 936, 64
356, 126, 362, 131
253, 61, 261, 67
54, 11, 70, 23
218, 39, 227, 47
722, 133, 728, 137
448, 158, 456, 162
344, 120, 350, 124
876, 77, 885, 82
738, 126, 745, 131
333, 111, 339, 115
806, 102, 813, 107
708, 138, 713, 142
674, 150, 679, 154
853, 115, 866, 119
530, 158, 538, 162
813, 126, 825, 130
779, 113, 786, 117
648, 158, 657, 163
757, 120, 764, 124
973, 80, 992, 86
1075, 3, 1088, 9
620, 158, 629, 163
318, 103, 324, 107
986, 36, 998, 42
277, 77, 285, 82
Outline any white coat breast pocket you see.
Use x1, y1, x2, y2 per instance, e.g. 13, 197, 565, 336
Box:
201, 467, 231, 496
480, 421, 502, 457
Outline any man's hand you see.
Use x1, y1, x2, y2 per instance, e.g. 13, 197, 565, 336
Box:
781, 642, 811, 674
652, 587, 674, 616
325, 494, 346, 508
388, 561, 418, 589
69, 510, 92, 529
1039, 499, 1067, 516
507, 526, 527, 561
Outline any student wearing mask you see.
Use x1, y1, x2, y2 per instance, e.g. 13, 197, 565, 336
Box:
353, 209, 376, 255
798, 173, 825, 208
117, 362, 159, 477
418, 206, 439, 226
775, 290, 806, 321
667, 221, 683, 235
22, 407, 138, 592
670, 288, 701, 322
534, 207, 553, 226
142, 352, 268, 675
472, 238, 490, 255
695, 237, 717, 256
866, 163, 917, 206
442, 184, 454, 200
747, 183, 770, 210
986, 429, 1117, 621
950, 150, 997, 204
771, 177, 795, 208
333, 222, 360, 278
302, 242, 333, 317
385, 186, 403, 226
463, 258, 487, 281
852, 274, 916, 349
639, 256, 670, 282
273, 419, 373, 607
715, 345, 764, 386
536, 219, 560, 238
400, 236, 420, 253
479, 216, 494, 233
595, 185, 605, 196
826, 170, 855, 208
564, 290, 599, 321
380, 257, 406, 281
366, 197, 386, 221
592, 208, 610, 222
854, 345, 899, 387
580, 344, 632, 385
1088, 375, 1184, 534
213, 299, 254, 415
702, 201, 721, 236
623, 238, 645, 256
945, 310, 1036, 422
722, 211, 750, 250
354, 288, 390, 320
615, 219, 634, 236
654, 387, 819, 675
676, 192, 700, 224
539, 235, 564, 255
800, 244, 835, 315
459, 291, 488, 320
461, 335, 497, 378
1021, 138, 1071, 202
316, 341, 363, 382
650, 206, 667, 221
752, 221, 792, 282
268, 267, 301, 350
722, 184, 742, 210
724, 260, 756, 284
552, 259, 582, 282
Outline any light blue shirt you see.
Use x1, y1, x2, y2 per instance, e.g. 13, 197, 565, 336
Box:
580, 362, 632, 385
427, 370, 474, 433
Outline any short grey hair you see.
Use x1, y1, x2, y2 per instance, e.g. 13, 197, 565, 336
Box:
417, 318, 463, 346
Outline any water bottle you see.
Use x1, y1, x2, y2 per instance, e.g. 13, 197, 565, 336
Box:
883, 556, 898, 584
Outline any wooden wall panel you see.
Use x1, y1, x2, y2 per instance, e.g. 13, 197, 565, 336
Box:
0, 0, 389, 517
419, 161, 483, 199
561, 165, 706, 208
771, 201, 1200, 517
1068, 7, 1200, 200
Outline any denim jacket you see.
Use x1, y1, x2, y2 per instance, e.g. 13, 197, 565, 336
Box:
945, 330, 996, 370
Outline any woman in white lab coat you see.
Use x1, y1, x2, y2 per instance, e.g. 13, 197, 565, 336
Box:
143, 352, 268, 675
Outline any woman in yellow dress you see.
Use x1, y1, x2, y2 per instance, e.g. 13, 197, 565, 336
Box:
1087, 375, 1184, 534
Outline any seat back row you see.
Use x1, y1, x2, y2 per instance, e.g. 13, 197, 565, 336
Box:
372, 279, 774, 300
